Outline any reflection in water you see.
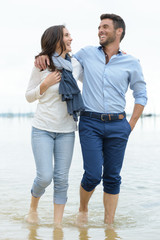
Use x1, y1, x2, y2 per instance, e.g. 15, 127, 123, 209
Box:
27, 224, 64, 240
26, 224, 121, 240
27, 225, 39, 240
78, 226, 121, 240
78, 227, 89, 240
53, 226, 64, 240
105, 227, 121, 240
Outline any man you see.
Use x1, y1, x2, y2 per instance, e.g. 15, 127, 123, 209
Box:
35, 13, 147, 225
73, 13, 147, 226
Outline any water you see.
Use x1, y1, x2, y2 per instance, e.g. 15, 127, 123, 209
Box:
0, 116, 160, 240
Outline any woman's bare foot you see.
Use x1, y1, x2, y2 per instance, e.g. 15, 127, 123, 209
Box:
25, 211, 39, 224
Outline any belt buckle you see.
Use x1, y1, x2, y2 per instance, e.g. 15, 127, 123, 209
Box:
101, 114, 110, 121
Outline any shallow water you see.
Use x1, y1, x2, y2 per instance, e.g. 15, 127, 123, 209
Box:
0, 116, 160, 240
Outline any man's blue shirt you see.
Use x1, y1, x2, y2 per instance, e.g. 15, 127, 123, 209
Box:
74, 46, 147, 113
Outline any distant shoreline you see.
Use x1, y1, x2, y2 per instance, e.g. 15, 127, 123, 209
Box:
0, 112, 34, 118
0, 112, 159, 118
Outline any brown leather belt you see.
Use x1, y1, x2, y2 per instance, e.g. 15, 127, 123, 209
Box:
80, 111, 125, 121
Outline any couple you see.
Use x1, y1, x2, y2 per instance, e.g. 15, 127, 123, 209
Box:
25, 13, 147, 227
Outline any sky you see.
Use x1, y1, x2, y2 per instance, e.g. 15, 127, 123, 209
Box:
0, 0, 160, 114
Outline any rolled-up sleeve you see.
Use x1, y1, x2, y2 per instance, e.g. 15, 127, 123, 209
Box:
129, 60, 147, 106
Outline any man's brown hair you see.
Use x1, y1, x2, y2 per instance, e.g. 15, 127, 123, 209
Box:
100, 13, 126, 41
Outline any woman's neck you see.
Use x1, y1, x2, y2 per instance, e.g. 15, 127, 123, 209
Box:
55, 48, 66, 59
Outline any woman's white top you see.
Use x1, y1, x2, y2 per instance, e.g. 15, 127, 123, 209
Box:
25, 57, 83, 133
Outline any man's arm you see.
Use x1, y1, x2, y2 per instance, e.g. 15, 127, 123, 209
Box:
72, 57, 84, 82
128, 59, 147, 131
129, 104, 144, 131
34, 55, 50, 70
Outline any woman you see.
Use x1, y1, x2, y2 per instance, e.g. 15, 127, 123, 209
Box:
25, 25, 84, 226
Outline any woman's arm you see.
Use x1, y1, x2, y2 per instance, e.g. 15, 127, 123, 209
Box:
39, 71, 61, 94
25, 67, 61, 102
25, 67, 42, 102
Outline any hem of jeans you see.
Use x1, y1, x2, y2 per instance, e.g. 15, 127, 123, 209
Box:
103, 188, 120, 195
31, 189, 43, 198
81, 182, 96, 192
54, 197, 67, 205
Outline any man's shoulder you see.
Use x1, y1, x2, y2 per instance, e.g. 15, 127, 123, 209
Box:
74, 46, 99, 60
123, 53, 139, 62
83, 45, 99, 49
122, 53, 141, 65
78, 45, 99, 53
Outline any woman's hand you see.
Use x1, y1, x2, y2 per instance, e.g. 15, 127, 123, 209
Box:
40, 71, 61, 95
35, 55, 50, 70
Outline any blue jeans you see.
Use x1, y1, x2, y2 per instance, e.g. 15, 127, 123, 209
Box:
31, 127, 75, 204
79, 114, 131, 194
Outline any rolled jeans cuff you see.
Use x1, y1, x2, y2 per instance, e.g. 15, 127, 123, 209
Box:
54, 197, 67, 204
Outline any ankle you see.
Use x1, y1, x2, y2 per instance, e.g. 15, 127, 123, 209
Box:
104, 215, 114, 225
54, 222, 62, 229
79, 207, 88, 213
29, 208, 38, 213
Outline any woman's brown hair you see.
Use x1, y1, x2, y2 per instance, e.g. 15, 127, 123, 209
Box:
35, 25, 66, 71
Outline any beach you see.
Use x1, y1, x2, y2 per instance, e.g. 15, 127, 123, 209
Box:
0, 116, 160, 240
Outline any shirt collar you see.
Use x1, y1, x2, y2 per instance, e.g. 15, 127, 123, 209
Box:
97, 46, 122, 55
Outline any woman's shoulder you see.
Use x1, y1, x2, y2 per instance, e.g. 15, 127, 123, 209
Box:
30, 66, 51, 82
31, 66, 51, 73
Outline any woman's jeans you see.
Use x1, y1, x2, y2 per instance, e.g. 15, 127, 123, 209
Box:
31, 127, 75, 204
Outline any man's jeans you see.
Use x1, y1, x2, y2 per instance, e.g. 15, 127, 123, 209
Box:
79, 115, 131, 194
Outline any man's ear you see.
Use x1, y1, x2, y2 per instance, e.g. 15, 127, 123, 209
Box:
117, 28, 123, 38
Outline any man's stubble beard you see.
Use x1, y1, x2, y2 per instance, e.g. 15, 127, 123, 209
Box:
100, 32, 116, 47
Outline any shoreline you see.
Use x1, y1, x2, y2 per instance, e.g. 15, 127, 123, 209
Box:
0, 112, 159, 118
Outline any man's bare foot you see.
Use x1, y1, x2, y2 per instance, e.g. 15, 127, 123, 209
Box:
104, 223, 114, 229
25, 211, 39, 224
105, 225, 120, 239
75, 211, 88, 227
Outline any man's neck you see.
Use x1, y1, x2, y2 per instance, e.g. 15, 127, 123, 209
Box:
102, 43, 120, 61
